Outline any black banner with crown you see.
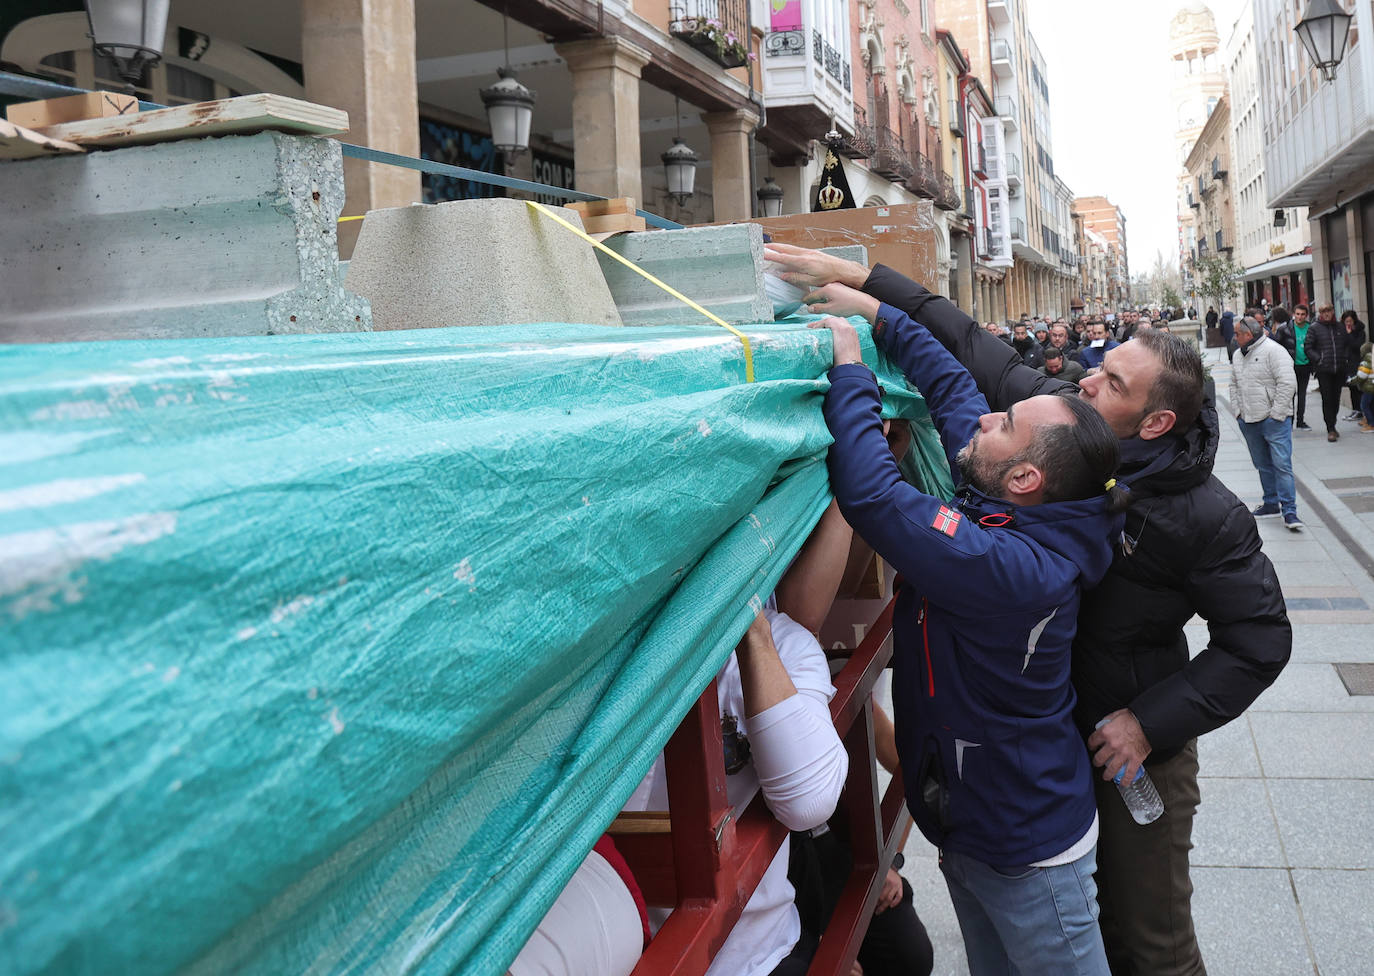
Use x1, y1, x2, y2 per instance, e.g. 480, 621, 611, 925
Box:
812, 143, 857, 212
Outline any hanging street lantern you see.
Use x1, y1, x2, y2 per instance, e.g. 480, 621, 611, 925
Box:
1294, 0, 1354, 83
83, 0, 171, 90
756, 176, 785, 217
481, 67, 536, 155
662, 136, 699, 205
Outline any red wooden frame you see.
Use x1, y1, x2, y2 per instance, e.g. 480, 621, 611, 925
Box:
615, 598, 909, 976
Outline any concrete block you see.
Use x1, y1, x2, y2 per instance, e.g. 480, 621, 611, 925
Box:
596, 223, 772, 327
345, 198, 622, 330
820, 245, 869, 267
0, 132, 371, 342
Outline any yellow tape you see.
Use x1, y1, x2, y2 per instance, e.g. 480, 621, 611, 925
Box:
525, 200, 755, 384
337, 215, 365, 223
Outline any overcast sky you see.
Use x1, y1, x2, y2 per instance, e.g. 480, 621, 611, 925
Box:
1026, 0, 1247, 276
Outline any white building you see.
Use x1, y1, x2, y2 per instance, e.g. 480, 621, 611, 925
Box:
1256, 0, 1374, 320
1225, 1, 1311, 308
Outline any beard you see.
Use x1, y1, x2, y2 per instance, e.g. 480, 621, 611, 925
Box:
955, 436, 1016, 498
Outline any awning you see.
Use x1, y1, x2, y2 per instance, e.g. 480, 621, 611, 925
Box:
1243, 251, 1313, 281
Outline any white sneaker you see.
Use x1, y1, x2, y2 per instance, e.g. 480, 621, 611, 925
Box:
1344, 410, 1363, 421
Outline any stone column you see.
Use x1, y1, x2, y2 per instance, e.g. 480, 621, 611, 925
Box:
556, 37, 652, 201
702, 108, 760, 222
1310, 215, 1330, 309
955, 233, 974, 315
302, 0, 421, 259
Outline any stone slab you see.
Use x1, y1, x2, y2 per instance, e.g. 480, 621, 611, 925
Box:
1268, 779, 1374, 868
1248, 662, 1374, 712
0, 131, 370, 342
1252, 713, 1374, 777
1193, 777, 1286, 866
1291, 869, 1374, 976
346, 198, 622, 330
1196, 715, 1262, 777
595, 223, 771, 327
1190, 867, 1316, 975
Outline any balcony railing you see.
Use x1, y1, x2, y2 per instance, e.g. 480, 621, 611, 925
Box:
991, 39, 1013, 74
963, 186, 976, 218
972, 142, 988, 176
935, 171, 960, 211
1011, 216, 1026, 242
995, 95, 1017, 123
870, 124, 912, 182
1212, 155, 1227, 180
1216, 229, 1231, 254
833, 106, 876, 160
949, 99, 964, 135
1188, 191, 1199, 210
670, 0, 751, 68
1004, 152, 1021, 182
908, 151, 940, 199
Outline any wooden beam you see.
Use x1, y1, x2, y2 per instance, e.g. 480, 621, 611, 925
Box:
34, 95, 348, 149
0, 118, 85, 160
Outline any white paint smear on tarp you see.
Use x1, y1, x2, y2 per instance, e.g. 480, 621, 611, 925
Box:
0, 512, 178, 619
0, 474, 146, 514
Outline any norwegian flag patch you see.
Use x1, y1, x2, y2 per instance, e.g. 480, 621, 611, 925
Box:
932, 505, 962, 538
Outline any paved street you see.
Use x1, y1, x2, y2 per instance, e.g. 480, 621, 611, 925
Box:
895, 350, 1374, 976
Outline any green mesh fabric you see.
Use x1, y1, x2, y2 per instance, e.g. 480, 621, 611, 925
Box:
0, 317, 953, 975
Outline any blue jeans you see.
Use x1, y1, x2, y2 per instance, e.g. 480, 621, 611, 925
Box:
1362, 391, 1374, 426
940, 845, 1110, 976
1239, 416, 1296, 516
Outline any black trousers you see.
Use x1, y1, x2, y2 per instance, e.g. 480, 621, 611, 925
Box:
788, 829, 935, 976
1316, 370, 1345, 432
1293, 363, 1311, 425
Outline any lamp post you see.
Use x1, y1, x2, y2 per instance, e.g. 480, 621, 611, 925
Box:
481, 5, 536, 155
83, 0, 170, 92
661, 97, 699, 206
1294, 0, 1354, 83
756, 176, 784, 217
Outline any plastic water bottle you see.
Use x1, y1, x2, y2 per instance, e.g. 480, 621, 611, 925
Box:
1095, 718, 1165, 825
1114, 764, 1165, 825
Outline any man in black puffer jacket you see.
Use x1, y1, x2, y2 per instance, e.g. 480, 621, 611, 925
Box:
765, 244, 1292, 976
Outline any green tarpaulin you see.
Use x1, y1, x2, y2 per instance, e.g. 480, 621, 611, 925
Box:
0, 317, 952, 975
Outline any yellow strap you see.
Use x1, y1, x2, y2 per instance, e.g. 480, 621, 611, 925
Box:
337, 215, 365, 223
525, 200, 755, 383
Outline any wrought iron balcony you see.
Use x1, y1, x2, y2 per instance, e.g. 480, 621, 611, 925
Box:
908, 151, 940, 199
1212, 155, 1227, 180
832, 106, 876, 159
870, 124, 911, 181
935, 171, 960, 211
1216, 229, 1232, 254
962, 186, 976, 219
670, 0, 751, 69
1188, 191, 1199, 210
972, 142, 988, 177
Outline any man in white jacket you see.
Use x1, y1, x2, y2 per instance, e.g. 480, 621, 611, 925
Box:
1230, 316, 1303, 531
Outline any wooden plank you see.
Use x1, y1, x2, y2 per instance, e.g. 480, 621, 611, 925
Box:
7, 91, 138, 129
609, 811, 673, 834
0, 118, 85, 160
33, 94, 348, 149
567, 196, 637, 218
581, 212, 648, 235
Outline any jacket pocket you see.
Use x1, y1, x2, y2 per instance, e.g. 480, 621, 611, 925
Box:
916, 736, 953, 832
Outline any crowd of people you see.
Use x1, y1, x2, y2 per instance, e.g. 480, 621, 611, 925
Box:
509, 248, 1318, 976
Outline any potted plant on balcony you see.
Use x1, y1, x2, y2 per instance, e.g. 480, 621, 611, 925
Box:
671, 17, 754, 69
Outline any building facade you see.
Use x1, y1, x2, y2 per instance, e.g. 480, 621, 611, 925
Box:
1255, 0, 1374, 321
1169, 3, 1227, 296
1184, 92, 1237, 307
1224, 1, 1312, 309
1073, 195, 1130, 308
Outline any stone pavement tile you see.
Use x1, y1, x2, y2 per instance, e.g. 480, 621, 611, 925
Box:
1286, 609, 1374, 625
1250, 662, 1374, 711
1282, 623, 1374, 663
1291, 868, 1374, 976
1282, 585, 1363, 598
1193, 777, 1285, 867
1197, 715, 1262, 776
1252, 712, 1374, 776
1191, 867, 1315, 976
1268, 779, 1374, 868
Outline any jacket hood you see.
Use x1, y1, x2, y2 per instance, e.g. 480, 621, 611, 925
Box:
956, 484, 1123, 589
1117, 382, 1219, 498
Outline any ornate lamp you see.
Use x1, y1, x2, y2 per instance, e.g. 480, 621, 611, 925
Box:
83, 0, 170, 91
1295, 0, 1354, 82
661, 97, 698, 205
480, 5, 536, 154
756, 176, 784, 217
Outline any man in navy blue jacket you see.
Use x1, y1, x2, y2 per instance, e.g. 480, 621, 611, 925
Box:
806, 284, 1127, 976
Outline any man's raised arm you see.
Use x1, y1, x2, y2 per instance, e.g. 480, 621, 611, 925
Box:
765, 243, 1071, 410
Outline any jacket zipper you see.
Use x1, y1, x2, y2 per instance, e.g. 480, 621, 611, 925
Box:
919, 597, 935, 697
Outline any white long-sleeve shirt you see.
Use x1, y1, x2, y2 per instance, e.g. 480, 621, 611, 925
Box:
624, 609, 848, 976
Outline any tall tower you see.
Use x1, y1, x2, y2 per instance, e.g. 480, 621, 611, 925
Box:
1169, 3, 1227, 283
